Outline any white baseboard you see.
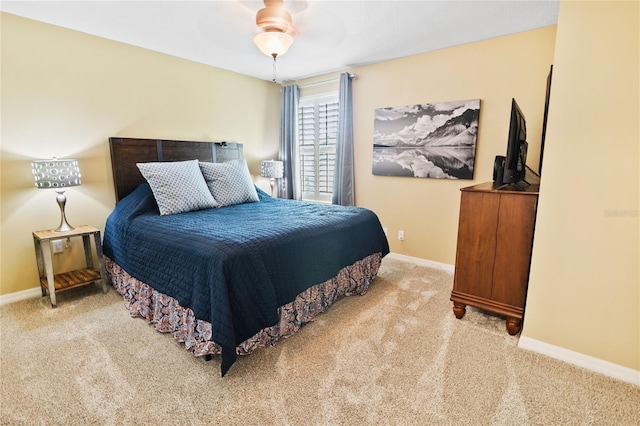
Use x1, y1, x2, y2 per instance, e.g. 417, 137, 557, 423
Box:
518, 336, 640, 386
0, 287, 42, 306
386, 252, 455, 274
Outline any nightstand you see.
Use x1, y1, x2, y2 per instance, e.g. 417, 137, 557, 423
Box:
32, 225, 108, 307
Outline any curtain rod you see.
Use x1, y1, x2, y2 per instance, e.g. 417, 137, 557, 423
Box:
298, 73, 357, 88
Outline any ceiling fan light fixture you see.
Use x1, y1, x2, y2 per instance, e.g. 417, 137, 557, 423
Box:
253, 31, 294, 58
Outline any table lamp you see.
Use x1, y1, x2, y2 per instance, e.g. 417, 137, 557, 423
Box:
32, 158, 81, 232
260, 160, 283, 197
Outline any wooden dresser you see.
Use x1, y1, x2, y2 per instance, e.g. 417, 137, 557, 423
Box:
450, 182, 539, 335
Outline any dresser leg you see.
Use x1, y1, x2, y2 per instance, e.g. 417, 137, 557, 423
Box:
506, 317, 521, 335
452, 302, 467, 319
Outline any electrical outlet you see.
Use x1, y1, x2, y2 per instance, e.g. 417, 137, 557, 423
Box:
52, 239, 64, 254
398, 230, 405, 241
383, 227, 388, 236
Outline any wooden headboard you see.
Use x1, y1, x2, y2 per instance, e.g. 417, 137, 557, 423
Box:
109, 137, 244, 202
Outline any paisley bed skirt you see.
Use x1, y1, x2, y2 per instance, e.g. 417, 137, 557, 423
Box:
104, 253, 382, 358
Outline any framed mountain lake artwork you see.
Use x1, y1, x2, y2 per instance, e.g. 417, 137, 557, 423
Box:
372, 99, 480, 179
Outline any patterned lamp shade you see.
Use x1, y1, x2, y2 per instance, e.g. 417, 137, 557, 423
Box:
32, 158, 82, 189
260, 160, 284, 179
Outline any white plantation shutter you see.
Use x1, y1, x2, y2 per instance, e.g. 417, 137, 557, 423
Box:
298, 93, 338, 203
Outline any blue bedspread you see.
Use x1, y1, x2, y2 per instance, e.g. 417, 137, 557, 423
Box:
103, 184, 389, 375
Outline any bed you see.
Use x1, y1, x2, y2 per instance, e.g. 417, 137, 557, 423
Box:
103, 137, 390, 376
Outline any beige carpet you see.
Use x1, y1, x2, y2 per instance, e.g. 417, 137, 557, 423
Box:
1, 257, 638, 425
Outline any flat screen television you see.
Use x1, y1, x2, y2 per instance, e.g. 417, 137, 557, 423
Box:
495, 98, 528, 189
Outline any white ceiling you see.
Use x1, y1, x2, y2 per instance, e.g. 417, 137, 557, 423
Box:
1, 0, 560, 82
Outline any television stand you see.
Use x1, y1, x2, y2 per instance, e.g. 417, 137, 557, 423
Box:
451, 181, 539, 335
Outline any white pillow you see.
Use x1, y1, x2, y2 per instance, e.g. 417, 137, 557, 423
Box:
137, 159, 217, 215
199, 159, 259, 207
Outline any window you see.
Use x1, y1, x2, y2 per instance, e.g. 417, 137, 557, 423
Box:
297, 93, 338, 203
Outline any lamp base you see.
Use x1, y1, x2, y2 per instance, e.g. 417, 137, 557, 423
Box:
55, 190, 74, 232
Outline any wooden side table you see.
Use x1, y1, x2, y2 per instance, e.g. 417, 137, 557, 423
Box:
33, 225, 108, 307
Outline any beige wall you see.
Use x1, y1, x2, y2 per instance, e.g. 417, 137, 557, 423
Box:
350, 27, 557, 263
0, 13, 281, 296
523, 1, 639, 370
